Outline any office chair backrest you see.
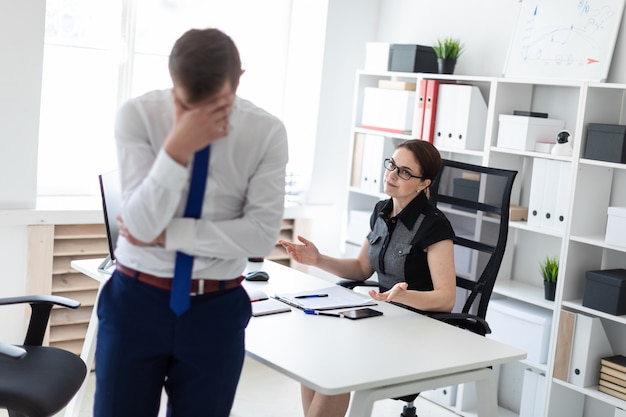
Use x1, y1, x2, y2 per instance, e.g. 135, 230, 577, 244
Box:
430, 159, 517, 321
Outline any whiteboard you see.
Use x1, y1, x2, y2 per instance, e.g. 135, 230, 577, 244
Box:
503, 0, 626, 81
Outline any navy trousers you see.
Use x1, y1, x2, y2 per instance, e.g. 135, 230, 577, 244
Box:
94, 270, 251, 417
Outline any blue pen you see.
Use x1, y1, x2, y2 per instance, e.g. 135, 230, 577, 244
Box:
295, 293, 328, 299
303, 309, 342, 317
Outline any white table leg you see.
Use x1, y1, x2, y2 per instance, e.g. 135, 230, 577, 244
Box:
347, 367, 497, 417
475, 368, 498, 417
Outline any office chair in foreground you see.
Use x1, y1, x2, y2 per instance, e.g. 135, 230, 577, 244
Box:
0, 295, 87, 417
339, 159, 517, 416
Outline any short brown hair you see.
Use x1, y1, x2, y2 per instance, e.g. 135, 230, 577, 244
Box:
168, 28, 242, 104
397, 139, 442, 181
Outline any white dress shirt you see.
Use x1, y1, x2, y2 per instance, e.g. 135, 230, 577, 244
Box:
113, 88, 288, 280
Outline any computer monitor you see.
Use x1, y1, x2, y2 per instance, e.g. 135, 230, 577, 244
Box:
98, 169, 122, 273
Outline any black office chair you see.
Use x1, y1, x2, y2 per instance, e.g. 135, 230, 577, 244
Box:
0, 295, 87, 417
339, 159, 517, 416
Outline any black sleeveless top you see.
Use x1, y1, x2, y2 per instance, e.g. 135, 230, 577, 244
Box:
367, 192, 455, 292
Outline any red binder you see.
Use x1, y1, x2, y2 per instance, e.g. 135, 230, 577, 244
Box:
421, 79, 441, 143
413, 79, 428, 139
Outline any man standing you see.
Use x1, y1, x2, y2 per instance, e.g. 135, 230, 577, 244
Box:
94, 28, 288, 417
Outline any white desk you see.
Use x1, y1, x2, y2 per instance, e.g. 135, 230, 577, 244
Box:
68, 258, 525, 417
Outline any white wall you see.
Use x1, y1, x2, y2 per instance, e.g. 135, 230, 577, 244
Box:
0, 0, 46, 341
0, 0, 45, 209
305, 0, 381, 276
373, 0, 626, 83
0, 226, 28, 343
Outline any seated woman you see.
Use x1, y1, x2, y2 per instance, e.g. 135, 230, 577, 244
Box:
279, 139, 456, 417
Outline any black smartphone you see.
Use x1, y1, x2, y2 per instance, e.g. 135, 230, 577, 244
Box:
340, 307, 383, 320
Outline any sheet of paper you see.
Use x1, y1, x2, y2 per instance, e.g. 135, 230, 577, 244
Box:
275, 285, 376, 311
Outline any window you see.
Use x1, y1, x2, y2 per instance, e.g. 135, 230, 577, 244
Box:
38, 0, 294, 195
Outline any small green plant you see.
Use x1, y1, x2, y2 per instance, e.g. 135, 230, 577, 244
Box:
539, 256, 559, 283
433, 37, 463, 60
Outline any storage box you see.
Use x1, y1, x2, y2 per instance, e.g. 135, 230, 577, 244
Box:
361, 87, 415, 134
510, 205, 529, 221
584, 123, 626, 163
534, 141, 556, 154
606, 206, 626, 247
452, 177, 479, 212
388, 44, 437, 73
486, 298, 552, 364
583, 269, 626, 315
497, 115, 565, 151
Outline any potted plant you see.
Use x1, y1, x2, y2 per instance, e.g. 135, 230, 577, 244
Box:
540, 256, 559, 301
433, 37, 463, 74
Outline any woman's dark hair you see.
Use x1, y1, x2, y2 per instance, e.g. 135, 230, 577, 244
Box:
397, 139, 442, 198
168, 28, 242, 104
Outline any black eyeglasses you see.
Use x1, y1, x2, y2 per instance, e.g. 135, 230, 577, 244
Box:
384, 159, 424, 181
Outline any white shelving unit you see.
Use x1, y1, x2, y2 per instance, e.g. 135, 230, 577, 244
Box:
344, 69, 626, 416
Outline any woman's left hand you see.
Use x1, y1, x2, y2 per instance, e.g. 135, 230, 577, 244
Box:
369, 282, 408, 302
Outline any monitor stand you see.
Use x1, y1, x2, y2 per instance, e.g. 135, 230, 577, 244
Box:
98, 256, 116, 275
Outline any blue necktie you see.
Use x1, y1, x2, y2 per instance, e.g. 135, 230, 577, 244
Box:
170, 146, 210, 316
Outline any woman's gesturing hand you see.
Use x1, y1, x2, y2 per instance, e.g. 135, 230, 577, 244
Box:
278, 235, 320, 266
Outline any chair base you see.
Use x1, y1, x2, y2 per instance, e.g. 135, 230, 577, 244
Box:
400, 402, 418, 417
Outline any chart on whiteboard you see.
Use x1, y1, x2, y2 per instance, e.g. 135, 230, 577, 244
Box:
503, 0, 626, 81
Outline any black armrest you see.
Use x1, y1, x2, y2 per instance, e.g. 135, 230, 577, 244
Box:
427, 312, 491, 336
0, 342, 27, 360
336, 279, 378, 290
0, 295, 80, 309
0, 295, 81, 346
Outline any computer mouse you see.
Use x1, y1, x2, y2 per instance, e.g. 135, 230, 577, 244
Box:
245, 270, 270, 281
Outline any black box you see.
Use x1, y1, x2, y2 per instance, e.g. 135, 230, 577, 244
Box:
388, 44, 438, 73
584, 123, 626, 164
582, 268, 626, 315
452, 178, 479, 212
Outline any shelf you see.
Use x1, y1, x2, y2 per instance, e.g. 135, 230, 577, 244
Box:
356, 69, 495, 84
493, 279, 555, 310
553, 379, 626, 409
489, 146, 573, 162
579, 158, 626, 170
438, 205, 501, 226
570, 234, 626, 253
562, 299, 626, 325
433, 146, 484, 158
509, 220, 565, 238
497, 77, 586, 88
519, 359, 548, 373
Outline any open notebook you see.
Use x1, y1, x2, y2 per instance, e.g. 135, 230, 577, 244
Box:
247, 289, 291, 317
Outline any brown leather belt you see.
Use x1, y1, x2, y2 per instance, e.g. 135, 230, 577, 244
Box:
116, 263, 243, 295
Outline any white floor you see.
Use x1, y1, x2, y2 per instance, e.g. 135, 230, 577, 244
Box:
45, 356, 461, 417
